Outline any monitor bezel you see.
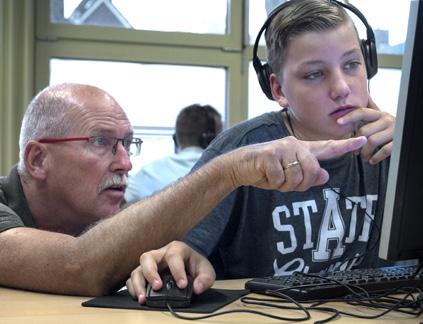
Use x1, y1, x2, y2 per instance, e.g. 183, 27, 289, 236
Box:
379, 0, 423, 261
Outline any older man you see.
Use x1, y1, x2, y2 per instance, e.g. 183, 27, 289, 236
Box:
0, 83, 366, 297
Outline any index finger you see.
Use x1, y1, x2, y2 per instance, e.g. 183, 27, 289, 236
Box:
166, 251, 190, 289
139, 249, 167, 289
308, 136, 367, 161
127, 266, 148, 304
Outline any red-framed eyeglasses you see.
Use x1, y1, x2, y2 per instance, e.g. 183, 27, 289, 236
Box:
38, 136, 143, 156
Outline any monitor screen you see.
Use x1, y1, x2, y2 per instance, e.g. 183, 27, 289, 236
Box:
379, 0, 423, 261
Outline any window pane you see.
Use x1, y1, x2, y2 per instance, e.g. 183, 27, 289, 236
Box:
249, 0, 411, 55
51, 0, 228, 34
131, 129, 175, 170
370, 68, 401, 116
349, 0, 411, 55
49, 58, 226, 170
248, 0, 268, 46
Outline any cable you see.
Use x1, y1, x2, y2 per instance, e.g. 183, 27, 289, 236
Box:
165, 294, 311, 321
414, 263, 423, 277
326, 182, 382, 269
164, 283, 422, 323
258, 271, 423, 323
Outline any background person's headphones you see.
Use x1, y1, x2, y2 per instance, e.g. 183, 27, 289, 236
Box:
199, 108, 218, 149
253, 0, 378, 100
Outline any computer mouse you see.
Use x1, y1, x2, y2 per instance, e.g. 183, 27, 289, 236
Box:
145, 269, 193, 308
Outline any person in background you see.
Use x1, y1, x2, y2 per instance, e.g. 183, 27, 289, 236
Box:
0, 82, 365, 298
125, 104, 223, 203
126, 0, 395, 302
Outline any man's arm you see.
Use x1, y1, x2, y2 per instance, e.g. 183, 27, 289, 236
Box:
0, 136, 366, 296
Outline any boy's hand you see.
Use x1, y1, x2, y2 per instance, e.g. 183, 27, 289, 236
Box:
126, 241, 215, 304
337, 96, 395, 164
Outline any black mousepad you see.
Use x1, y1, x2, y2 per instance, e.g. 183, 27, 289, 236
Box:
82, 288, 249, 313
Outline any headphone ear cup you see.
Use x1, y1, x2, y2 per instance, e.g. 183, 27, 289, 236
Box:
360, 39, 378, 79
199, 134, 206, 149
257, 63, 274, 100
199, 109, 218, 149
200, 133, 215, 149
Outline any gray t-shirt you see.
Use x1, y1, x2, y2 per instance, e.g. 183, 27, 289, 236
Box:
0, 165, 35, 233
184, 111, 390, 279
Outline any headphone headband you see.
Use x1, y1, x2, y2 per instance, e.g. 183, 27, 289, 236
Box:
253, 0, 378, 100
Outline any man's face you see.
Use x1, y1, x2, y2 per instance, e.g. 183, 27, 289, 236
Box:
46, 89, 133, 227
275, 22, 369, 140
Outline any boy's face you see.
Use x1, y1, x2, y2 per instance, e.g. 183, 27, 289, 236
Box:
272, 22, 369, 141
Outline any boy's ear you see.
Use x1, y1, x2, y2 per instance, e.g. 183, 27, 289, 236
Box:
24, 141, 49, 180
269, 73, 289, 107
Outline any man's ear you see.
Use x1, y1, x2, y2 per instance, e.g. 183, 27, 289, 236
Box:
24, 142, 49, 180
269, 73, 289, 107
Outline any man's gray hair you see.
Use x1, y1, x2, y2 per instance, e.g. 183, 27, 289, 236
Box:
18, 83, 81, 175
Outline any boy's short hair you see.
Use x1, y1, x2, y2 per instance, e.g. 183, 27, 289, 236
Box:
265, 0, 353, 79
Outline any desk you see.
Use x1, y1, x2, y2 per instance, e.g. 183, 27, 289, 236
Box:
1, 280, 421, 323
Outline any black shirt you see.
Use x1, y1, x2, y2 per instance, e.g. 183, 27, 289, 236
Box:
0, 165, 35, 233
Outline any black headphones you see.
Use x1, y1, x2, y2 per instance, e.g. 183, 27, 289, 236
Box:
253, 0, 378, 100
199, 108, 218, 149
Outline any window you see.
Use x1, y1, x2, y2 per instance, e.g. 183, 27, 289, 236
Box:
247, 0, 268, 46
36, 0, 242, 172
49, 58, 226, 171
349, 0, 411, 55
51, 0, 228, 34
368, 68, 401, 116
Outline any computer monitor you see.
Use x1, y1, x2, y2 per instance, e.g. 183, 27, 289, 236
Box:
379, 0, 423, 261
